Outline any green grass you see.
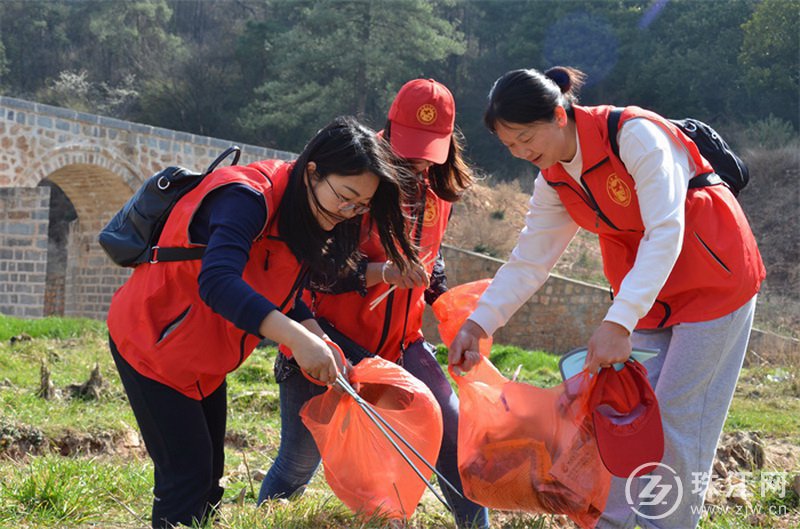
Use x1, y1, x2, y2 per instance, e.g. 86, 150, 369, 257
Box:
725, 365, 800, 442
0, 315, 797, 528
488, 344, 562, 387
0, 314, 105, 342
0, 455, 152, 527
434, 343, 561, 388
697, 468, 800, 529
0, 331, 139, 440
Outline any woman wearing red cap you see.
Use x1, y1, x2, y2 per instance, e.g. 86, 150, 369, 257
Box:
448, 67, 764, 528
259, 79, 489, 528
107, 116, 419, 529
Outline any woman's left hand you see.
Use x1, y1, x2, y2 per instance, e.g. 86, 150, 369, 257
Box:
583, 321, 632, 374
383, 260, 429, 289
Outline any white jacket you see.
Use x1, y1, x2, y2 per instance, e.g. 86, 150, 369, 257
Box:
470, 118, 694, 336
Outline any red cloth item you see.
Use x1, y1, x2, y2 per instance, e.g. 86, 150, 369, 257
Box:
388, 79, 455, 164
431, 279, 493, 358
107, 161, 301, 400
306, 186, 451, 362
589, 360, 664, 478
541, 105, 764, 329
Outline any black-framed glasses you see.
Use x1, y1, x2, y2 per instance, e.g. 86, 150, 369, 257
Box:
323, 177, 371, 215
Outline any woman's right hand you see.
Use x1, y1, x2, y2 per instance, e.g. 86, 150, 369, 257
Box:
447, 319, 488, 374
288, 332, 340, 385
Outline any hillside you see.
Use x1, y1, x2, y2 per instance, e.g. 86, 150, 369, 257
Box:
445, 145, 799, 338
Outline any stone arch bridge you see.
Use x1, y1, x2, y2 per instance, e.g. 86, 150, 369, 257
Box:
1, 97, 796, 359
0, 96, 293, 319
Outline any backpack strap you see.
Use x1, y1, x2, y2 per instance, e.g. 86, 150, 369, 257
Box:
688, 173, 725, 189
606, 107, 724, 190
146, 148, 244, 264
147, 245, 205, 264
607, 107, 624, 160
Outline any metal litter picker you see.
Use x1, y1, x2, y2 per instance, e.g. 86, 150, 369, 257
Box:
302, 340, 463, 512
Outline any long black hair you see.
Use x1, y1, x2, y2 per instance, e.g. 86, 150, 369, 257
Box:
279, 116, 418, 276
484, 66, 587, 132
383, 120, 473, 203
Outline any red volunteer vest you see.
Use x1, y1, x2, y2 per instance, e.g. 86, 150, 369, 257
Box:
309, 183, 451, 362
107, 160, 305, 399
542, 105, 764, 329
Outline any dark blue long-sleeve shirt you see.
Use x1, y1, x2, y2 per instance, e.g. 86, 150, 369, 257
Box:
189, 184, 312, 337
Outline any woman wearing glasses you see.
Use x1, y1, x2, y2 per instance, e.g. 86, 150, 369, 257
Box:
260, 79, 489, 529
107, 116, 419, 529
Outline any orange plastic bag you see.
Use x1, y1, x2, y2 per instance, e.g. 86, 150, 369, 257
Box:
432, 279, 493, 357
300, 356, 443, 520
451, 356, 611, 529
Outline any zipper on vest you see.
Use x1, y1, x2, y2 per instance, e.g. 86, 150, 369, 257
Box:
694, 232, 731, 274
578, 161, 623, 231
398, 187, 427, 354
196, 381, 205, 399
399, 289, 413, 355
254, 168, 274, 187
234, 265, 307, 373
375, 290, 395, 353
235, 332, 248, 370
157, 306, 191, 343
548, 180, 620, 230
278, 265, 309, 311
546, 156, 626, 231
655, 300, 672, 328
580, 187, 619, 230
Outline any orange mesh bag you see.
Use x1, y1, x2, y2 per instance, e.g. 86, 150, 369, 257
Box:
300, 356, 443, 520
432, 279, 493, 357
450, 356, 611, 529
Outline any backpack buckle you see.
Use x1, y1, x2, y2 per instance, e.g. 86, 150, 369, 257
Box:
149, 246, 160, 264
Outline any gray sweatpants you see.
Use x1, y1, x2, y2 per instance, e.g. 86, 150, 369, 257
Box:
594, 295, 757, 529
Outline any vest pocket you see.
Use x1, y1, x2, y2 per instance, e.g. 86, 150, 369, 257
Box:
157, 305, 192, 344
693, 232, 732, 275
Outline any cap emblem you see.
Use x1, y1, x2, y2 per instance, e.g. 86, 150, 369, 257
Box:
416, 104, 437, 126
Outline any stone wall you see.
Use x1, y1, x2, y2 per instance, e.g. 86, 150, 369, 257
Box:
0, 187, 50, 317
422, 245, 612, 354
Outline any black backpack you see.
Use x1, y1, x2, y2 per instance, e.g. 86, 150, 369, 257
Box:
99, 146, 241, 267
607, 108, 749, 196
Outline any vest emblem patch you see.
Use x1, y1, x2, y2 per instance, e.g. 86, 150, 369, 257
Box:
607, 173, 632, 207
423, 198, 438, 226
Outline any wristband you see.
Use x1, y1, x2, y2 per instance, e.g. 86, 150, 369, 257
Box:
381, 261, 391, 284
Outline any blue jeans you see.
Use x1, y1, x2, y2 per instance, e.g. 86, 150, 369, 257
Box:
259, 339, 489, 529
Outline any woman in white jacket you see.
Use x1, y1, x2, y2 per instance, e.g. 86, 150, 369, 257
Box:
448, 66, 764, 529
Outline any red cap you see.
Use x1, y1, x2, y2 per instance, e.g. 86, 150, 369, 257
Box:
388, 79, 455, 165
589, 361, 664, 478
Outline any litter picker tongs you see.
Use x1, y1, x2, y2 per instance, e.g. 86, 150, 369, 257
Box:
302, 340, 464, 511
